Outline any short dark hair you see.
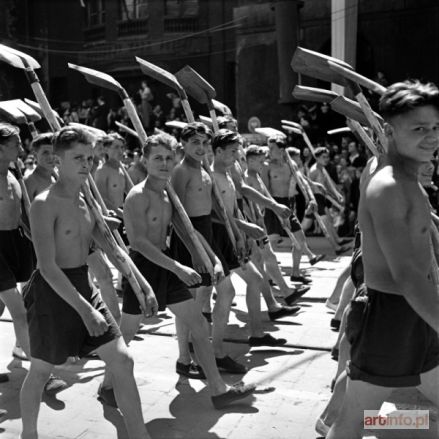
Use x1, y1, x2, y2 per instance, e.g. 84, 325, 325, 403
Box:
245, 144, 266, 158
103, 132, 125, 148
315, 146, 329, 158
217, 115, 237, 130
53, 126, 94, 155
31, 132, 54, 152
267, 135, 287, 149
287, 147, 301, 157
0, 122, 19, 144
211, 129, 240, 153
379, 80, 439, 120
142, 133, 176, 158
181, 122, 212, 142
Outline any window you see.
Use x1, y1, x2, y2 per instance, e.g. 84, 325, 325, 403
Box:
119, 0, 149, 20
165, 0, 199, 18
86, 0, 105, 26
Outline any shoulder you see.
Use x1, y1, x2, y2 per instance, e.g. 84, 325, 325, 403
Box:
125, 182, 149, 206
365, 168, 411, 214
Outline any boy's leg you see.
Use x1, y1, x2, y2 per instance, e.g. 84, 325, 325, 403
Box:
169, 300, 227, 396
326, 265, 350, 310
259, 242, 293, 295
327, 378, 392, 439
20, 358, 54, 439
211, 276, 235, 358
88, 250, 121, 324
119, 312, 143, 345
97, 337, 151, 439
334, 277, 356, 321
0, 288, 30, 357
234, 261, 264, 337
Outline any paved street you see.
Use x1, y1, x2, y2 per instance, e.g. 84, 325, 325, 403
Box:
0, 238, 437, 439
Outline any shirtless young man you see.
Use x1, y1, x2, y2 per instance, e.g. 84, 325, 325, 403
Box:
95, 133, 130, 241
211, 129, 287, 347
128, 149, 148, 185
116, 132, 257, 409
328, 80, 439, 439
307, 147, 351, 254
245, 145, 311, 305
0, 124, 68, 395
24, 133, 56, 201
20, 126, 156, 439
170, 122, 247, 374
262, 135, 324, 284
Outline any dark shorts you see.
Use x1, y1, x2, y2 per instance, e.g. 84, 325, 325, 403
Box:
314, 193, 327, 216
23, 266, 121, 365
264, 197, 302, 236
0, 228, 34, 291
346, 286, 439, 387
122, 249, 193, 314
170, 215, 228, 284
117, 218, 129, 246
212, 222, 241, 272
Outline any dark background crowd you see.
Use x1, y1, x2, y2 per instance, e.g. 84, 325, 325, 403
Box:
15, 80, 439, 242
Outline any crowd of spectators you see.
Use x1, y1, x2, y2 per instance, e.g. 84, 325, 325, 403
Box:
15, 83, 439, 240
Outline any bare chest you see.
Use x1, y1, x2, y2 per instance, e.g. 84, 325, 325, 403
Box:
269, 164, 291, 187
0, 175, 21, 226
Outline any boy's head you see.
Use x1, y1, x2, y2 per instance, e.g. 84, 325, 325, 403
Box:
212, 129, 240, 167
217, 115, 238, 132
31, 132, 55, 171
380, 80, 439, 162
180, 122, 212, 163
246, 145, 266, 173
103, 132, 125, 162
52, 126, 94, 180
287, 146, 302, 165
0, 123, 21, 162
315, 146, 330, 165
267, 134, 287, 160
142, 133, 176, 179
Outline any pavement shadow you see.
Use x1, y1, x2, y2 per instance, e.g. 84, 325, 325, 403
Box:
146, 383, 258, 439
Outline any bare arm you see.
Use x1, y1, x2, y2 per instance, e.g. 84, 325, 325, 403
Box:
96, 167, 123, 217
369, 183, 439, 333
170, 164, 189, 206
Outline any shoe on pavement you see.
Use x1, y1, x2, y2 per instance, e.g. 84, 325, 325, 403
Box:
284, 286, 310, 305
290, 275, 312, 284
97, 384, 118, 408
44, 375, 68, 396
0, 409, 7, 419
335, 245, 350, 255
211, 382, 256, 409
0, 373, 9, 383
268, 305, 301, 321
176, 361, 206, 379
309, 254, 325, 266
12, 346, 29, 361
338, 238, 353, 245
330, 318, 341, 331
248, 334, 287, 347
216, 356, 248, 374
315, 417, 330, 436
